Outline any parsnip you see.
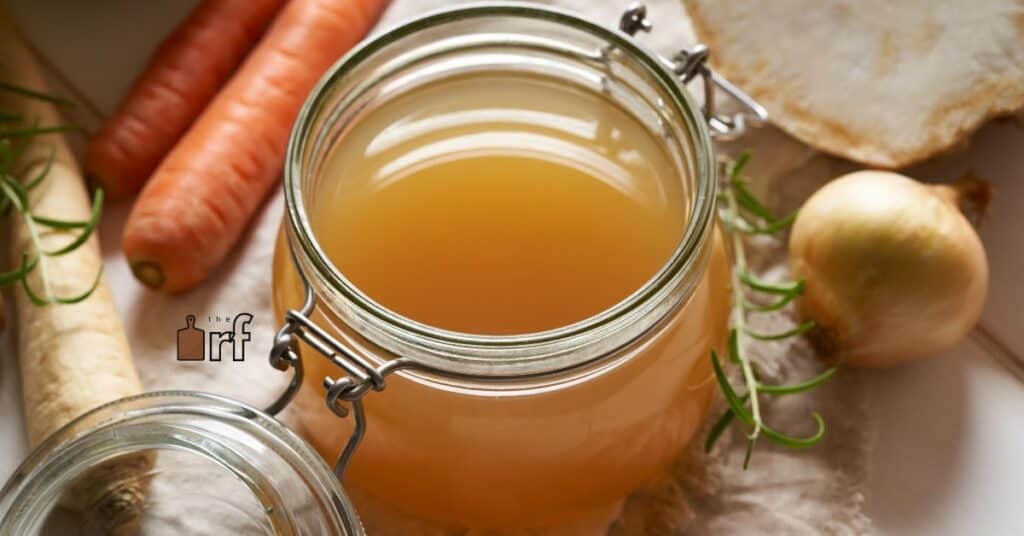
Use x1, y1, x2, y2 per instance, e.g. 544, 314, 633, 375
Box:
0, 10, 149, 532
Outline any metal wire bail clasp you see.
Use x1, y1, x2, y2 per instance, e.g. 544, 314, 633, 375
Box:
620, 3, 768, 140
263, 246, 416, 478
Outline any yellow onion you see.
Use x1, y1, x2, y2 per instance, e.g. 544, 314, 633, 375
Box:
788, 171, 989, 367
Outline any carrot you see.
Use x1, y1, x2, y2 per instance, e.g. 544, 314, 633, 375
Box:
85, 0, 286, 200
0, 11, 149, 531
123, 0, 387, 292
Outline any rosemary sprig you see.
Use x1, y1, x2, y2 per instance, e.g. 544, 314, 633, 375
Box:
706, 152, 836, 468
0, 82, 102, 306
0, 81, 75, 108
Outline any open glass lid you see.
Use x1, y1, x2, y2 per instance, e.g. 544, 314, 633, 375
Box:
0, 392, 361, 535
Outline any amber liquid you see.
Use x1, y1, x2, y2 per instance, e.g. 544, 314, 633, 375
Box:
274, 72, 730, 531
312, 74, 686, 334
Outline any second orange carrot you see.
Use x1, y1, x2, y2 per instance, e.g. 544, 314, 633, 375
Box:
123, 0, 388, 293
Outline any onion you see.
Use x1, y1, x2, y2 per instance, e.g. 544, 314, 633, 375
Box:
788, 171, 989, 367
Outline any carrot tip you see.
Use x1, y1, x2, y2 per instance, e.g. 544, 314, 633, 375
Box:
130, 261, 165, 289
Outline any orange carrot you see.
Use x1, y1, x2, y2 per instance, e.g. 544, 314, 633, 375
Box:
86, 0, 286, 200
123, 0, 387, 293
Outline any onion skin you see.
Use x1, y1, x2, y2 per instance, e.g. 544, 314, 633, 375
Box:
788, 171, 988, 367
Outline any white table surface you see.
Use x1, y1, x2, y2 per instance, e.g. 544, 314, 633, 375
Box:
2, 2, 1023, 535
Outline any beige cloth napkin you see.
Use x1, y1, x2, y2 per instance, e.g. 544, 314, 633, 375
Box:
0, 1, 873, 534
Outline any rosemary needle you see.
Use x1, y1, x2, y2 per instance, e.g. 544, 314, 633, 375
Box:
0, 81, 75, 108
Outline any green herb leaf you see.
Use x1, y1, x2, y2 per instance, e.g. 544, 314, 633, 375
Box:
705, 407, 736, 453
0, 82, 75, 108
759, 367, 837, 396
24, 145, 56, 191
760, 413, 826, 449
742, 436, 757, 469
728, 328, 741, 364
745, 321, 816, 341
1, 174, 28, 211
711, 350, 755, 427
52, 267, 103, 305
18, 258, 50, 306
42, 188, 102, 256
740, 270, 805, 295
0, 254, 37, 284
32, 214, 88, 229
732, 177, 776, 222
737, 211, 797, 235
728, 151, 751, 181
12, 246, 102, 306
743, 290, 800, 312
705, 391, 752, 453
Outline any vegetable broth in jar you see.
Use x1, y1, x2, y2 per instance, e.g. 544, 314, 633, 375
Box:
313, 72, 688, 334
272, 5, 730, 531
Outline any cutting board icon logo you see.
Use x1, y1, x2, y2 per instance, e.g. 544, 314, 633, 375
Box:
177, 315, 205, 361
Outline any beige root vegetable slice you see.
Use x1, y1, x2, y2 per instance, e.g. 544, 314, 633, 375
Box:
0, 10, 149, 531
682, 0, 1024, 168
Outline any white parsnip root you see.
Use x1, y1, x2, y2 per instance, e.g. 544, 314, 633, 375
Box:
1, 10, 149, 532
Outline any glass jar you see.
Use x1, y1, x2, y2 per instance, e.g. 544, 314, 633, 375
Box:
0, 392, 361, 535
270, 3, 734, 532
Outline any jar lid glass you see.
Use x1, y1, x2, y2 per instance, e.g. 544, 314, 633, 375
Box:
0, 391, 361, 535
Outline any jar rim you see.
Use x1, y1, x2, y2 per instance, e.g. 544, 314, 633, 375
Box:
0, 391, 362, 535
283, 2, 717, 376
